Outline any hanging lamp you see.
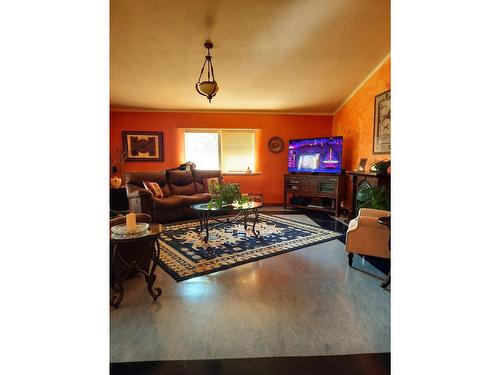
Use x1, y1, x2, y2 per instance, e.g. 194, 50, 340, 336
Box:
195, 41, 219, 102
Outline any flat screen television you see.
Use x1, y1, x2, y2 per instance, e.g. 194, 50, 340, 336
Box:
288, 136, 343, 174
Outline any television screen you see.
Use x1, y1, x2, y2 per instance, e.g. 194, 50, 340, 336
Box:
288, 136, 343, 174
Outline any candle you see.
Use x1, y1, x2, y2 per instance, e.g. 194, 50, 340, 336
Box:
126, 213, 137, 233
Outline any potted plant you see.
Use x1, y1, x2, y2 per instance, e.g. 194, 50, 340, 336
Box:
358, 185, 390, 211
207, 182, 250, 209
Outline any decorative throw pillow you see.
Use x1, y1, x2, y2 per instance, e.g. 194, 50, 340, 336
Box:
203, 177, 221, 194
143, 181, 164, 198
248, 193, 264, 203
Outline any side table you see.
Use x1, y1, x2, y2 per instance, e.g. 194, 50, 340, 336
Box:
377, 216, 391, 288
110, 187, 129, 214
110, 224, 163, 308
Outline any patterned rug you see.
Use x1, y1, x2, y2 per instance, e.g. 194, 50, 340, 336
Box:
157, 213, 342, 281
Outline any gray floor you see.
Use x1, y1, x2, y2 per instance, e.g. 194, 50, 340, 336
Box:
110, 214, 390, 362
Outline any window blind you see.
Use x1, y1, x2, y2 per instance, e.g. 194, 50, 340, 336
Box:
220, 130, 255, 173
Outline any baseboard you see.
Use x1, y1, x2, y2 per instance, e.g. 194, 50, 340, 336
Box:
111, 353, 390, 375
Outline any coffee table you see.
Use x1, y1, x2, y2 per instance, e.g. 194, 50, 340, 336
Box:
110, 223, 163, 308
191, 201, 263, 243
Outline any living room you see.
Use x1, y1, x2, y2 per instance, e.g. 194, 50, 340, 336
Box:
3, 1, 499, 375
107, 1, 391, 372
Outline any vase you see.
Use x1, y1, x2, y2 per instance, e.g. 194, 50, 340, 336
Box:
110, 176, 122, 188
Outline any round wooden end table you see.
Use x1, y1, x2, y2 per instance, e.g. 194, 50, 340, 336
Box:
110, 224, 163, 308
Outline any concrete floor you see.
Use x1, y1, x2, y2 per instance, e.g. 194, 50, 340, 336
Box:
110, 215, 390, 362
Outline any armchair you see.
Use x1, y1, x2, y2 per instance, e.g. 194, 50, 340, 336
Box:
345, 208, 390, 278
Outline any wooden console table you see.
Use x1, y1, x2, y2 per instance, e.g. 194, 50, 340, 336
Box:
346, 171, 390, 219
283, 174, 346, 216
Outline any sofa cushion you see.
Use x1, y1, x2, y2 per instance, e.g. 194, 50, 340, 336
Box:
143, 181, 164, 198
193, 170, 223, 193
170, 183, 196, 196
152, 196, 185, 210
167, 170, 196, 195
194, 181, 205, 194
161, 184, 171, 197
203, 177, 221, 194
180, 193, 212, 206
167, 169, 193, 185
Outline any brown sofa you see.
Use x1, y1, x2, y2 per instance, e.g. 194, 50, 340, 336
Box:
123, 169, 222, 223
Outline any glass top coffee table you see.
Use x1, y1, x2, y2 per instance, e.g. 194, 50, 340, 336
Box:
191, 201, 263, 243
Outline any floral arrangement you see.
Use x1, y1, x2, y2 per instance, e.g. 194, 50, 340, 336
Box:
111, 145, 127, 175
207, 182, 250, 209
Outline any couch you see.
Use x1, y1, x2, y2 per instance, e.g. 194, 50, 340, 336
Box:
123, 169, 222, 223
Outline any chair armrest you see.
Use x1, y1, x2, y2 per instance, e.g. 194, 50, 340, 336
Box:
358, 215, 388, 228
127, 189, 154, 218
128, 188, 153, 199
359, 208, 390, 218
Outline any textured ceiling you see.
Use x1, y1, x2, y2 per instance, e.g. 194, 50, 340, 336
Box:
110, 0, 390, 113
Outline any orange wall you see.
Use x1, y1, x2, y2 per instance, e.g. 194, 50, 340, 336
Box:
332, 56, 390, 170
332, 56, 390, 209
111, 112, 333, 203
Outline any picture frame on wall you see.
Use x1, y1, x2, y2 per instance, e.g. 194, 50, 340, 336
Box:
373, 90, 391, 154
122, 131, 164, 162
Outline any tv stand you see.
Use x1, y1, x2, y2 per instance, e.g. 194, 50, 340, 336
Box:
283, 174, 346, 216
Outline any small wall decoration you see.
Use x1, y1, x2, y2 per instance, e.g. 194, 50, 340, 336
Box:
268, 136, 284, 153
357, 158, 368, 172
122, 131, 164, 162
373, 90, 391, 154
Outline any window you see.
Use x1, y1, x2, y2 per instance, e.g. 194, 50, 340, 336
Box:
184, 129, 255, 173
184, 131, 220, 170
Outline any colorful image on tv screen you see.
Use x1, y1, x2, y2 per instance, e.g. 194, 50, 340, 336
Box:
288, 137, 343, 173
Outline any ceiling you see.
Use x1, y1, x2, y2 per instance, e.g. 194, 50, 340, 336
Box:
110, 0, 390, 113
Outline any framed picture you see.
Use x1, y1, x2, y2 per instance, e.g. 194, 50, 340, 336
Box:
357, 158, 368, 172
122, 131, 164, 162
373, 90, 391, 154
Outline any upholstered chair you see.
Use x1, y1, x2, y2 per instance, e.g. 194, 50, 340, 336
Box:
345, 208, 390, 267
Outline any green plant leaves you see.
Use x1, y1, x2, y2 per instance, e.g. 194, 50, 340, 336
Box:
208, 182, 250, 209
358, 185, 390, 211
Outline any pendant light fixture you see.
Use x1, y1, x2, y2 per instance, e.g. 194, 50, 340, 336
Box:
195, 41, 218, 103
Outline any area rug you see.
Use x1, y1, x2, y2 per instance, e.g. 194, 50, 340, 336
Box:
157, 213, 342, 281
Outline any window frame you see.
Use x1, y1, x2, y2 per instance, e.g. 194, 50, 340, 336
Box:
184, 129, 255, 173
